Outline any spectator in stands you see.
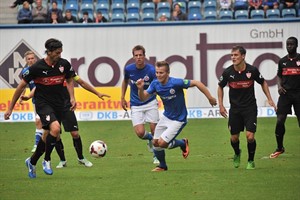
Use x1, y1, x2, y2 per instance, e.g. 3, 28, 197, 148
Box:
32, 0, 48, 23
171, 2, 187, 21
79, 11, 93, 23
234, 0, 249, 10
280, 0, 297, 9
17, 1, 32, 24
262, 0, 279, 13
64, 10, 77, 24
219, 0, 233, 10
10, 0, 33, 8
47, 1, 63, 23
158, 14, 168, 21
48, 11, 64, 24
94, 11, 108, 23
248, 0, 263, 17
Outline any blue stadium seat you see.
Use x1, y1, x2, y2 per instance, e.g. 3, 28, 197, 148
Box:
127, 0, 140, 3
96, 3, 109, 15
203, 0, 217, 11
188, 1, 201, 14
173, 2, 187, 13
157, 2, 171, 13
65, 1, 79, 17
127, 2, 140, 14
234, 10, 248, 19
142, 12, 155, 21
234, 0, 248, 11
204, 10, 217, 20
80, 3, 94, 18
281, 8, 296, 18
81, 0, 94, 3
141, 2, 155, 14
111, 13, 125, 22
111, 3, 125, 14
157, 12, 171, 21
112, 0, 125, 3
97, 0, 109, 4
250, 9, 265, 19
219, 10, 233, 20
188, 12, 202, 20
266, 9, 280, 18
127, 13, 140, 22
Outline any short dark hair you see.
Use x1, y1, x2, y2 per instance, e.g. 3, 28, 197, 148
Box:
83, 11, 89, 15
45, 38, 62, 53
232, 45, 246, 55
287, 36, 298, 47
132, 45, 146, 56
155, 61, 170, 73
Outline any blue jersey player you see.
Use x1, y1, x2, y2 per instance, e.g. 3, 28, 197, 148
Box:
19, 51, 44, 153
121, 45, 160, 164
136, 61, 217, 172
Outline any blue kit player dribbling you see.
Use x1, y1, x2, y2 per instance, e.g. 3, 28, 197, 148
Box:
136, 61, 217, 171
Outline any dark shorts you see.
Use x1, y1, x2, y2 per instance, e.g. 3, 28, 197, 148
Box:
228, 107, 257, 134
277, 91, 300, 117
61, 110, 79, 132
35, 104, 63, 130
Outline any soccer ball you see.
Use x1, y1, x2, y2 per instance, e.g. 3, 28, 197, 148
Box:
89, 140, 107, 158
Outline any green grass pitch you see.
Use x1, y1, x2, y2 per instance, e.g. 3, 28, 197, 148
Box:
0, 118, 299, 200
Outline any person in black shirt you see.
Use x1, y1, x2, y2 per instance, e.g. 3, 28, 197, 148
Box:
4, 38, 76, 178
270, 37, 300, 158
218, 45, 276, 169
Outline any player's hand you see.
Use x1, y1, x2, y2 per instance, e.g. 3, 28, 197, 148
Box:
219, 105, 228, 118
20, 95, 31, 101
121, 98, 128, 111
135, 78, 144, 89
4, 110, 12, 120
209, 97, 217, 107
70, 99, 77, 111
98, 93, 111, 100
268, 100, 277, 112
278, 87, 286, 95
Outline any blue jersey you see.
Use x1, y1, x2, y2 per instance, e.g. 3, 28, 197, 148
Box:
147, 77, 191, 122
124, 63, 156, 106
21, 66, 36, 104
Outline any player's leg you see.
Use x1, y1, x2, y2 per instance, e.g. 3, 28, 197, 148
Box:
244, 108, 257, 169
152, 117, 167, 171
55, 135, 67, 168
32, 115, 44, 153
229, 109, 243, 168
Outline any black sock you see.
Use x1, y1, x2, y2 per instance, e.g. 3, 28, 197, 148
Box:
247, 140, 256, 161
275, 134, 284, 150
44, 133, 57, 161
73, 136, 83, 159
31, 139, 45, 165
55, 139, 66, 161
231, 140, 240, 155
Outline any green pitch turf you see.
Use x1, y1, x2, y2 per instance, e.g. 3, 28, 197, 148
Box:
0, 118, 299, 200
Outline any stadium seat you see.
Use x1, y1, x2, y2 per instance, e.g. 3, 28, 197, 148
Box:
250, 9, 265, 19
80, 3, 94, 18
111, 3, 125, 14
112, 0, 125, 3
127, 0, 139, 3
188, 1, 201, 14
141, 12, 155, 21
127, 13, 140, 22
204, 10, 217, 20
157, 12, 171, 21
234, 10, 248, 19
157, 2, 171, 13
234, 0, 248, 11
203, 0, 217, 11
96, 3, 109, 15
173, 2, 187, 13
266, 9, 280, 18
219, 10, 233, 20
188, 12, 202, 20
127, 2, 140, 14
65, 1, 79, 17
97, 0, 109, 4
81, 0, 94, 3
141, 2, 155, 14
281, 8, 297, 18
111, 13, 125, 22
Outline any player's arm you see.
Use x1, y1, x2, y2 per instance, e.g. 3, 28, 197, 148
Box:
277, 76, 286, 95
4, 79, 28, 120
121, 78, 129, 111
66, 77, 76, 111
20, 87, 36, 102
217, 85, 228, 118
261, 81, 277, 111
189, 80, 217, 106
74, 76, 110, 100
136, 78, 151, 101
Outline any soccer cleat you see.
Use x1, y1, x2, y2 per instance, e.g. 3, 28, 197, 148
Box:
78, 158, 93, 167
151, 166, 168, 172
233, 150, 241, 168
25, 157, 36, 178
269, 148, 285, 158
56, 160, 67, 169
31, 145, 37, 153
147, 140, 154, 153
153, 156, 160, 164
182, 138, 189, 159
246, 161, 255, 170
42, 160, 53, 175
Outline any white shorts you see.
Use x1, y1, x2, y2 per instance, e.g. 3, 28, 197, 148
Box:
154, 115, 186, 143
131, 99, 159, 126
